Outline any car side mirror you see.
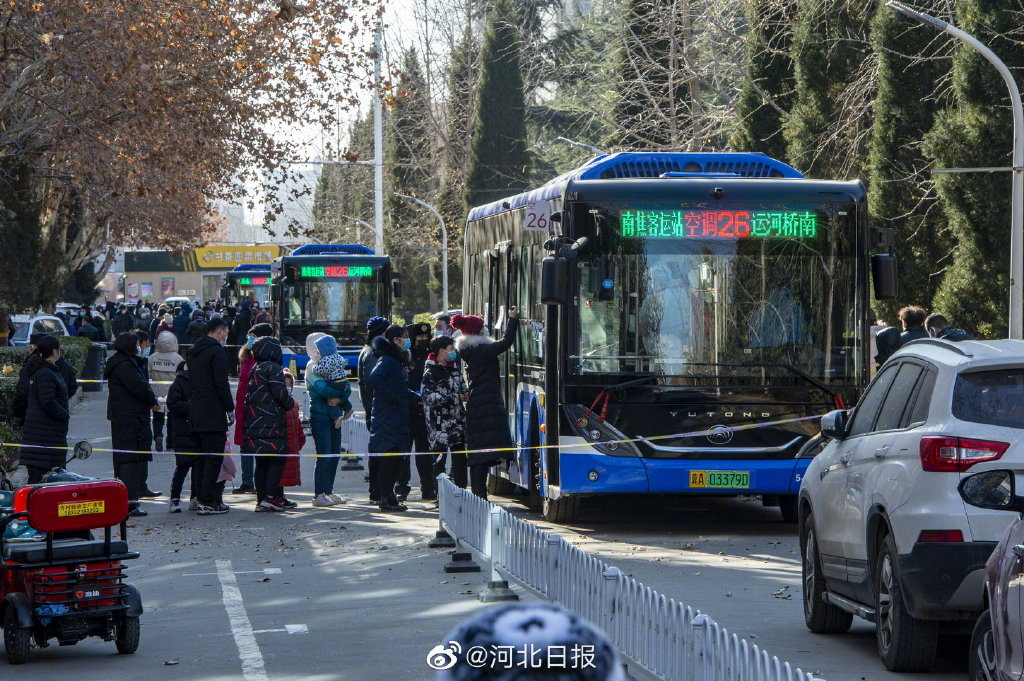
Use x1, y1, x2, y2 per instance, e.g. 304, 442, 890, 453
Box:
820, 410, 849, 441
541, 256, 568, 305
959, 470, 1023, 512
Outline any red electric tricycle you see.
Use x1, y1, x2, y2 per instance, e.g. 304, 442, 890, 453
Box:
0, 443, 142, 664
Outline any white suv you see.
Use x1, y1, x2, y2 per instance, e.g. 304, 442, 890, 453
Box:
799, 338, 1024, 672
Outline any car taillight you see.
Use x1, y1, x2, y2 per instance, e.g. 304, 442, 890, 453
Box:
919, 436, 1009, 472
917, 530, 964, 543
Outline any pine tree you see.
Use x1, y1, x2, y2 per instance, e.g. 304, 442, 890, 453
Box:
387, 48, 438, 316
867, 3, 950, 322
734, 0, 795, 161
786, 0, 877, 178
925, 0, 1024, 337
463, 0, 531, 210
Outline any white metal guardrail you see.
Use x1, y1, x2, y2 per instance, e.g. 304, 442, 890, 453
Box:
435, 475, 821, 681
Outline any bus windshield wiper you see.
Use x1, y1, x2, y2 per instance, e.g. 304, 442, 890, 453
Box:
737, 362, 837, 400
605, 375, 660, 393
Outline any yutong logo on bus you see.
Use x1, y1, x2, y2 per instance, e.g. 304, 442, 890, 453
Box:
707, 426, 734, 445
676, 412, 772, 419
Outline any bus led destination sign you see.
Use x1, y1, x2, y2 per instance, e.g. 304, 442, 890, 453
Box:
238, 277, 268, 286
621, 210, 817, 239
299, 265, 374, 278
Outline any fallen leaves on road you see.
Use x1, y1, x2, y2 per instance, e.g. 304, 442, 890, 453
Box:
771, 586, 792, 599
164, 658, 180, 665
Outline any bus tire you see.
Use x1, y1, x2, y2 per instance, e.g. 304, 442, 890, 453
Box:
542, 495, 580, 524
487, 470, 515, 496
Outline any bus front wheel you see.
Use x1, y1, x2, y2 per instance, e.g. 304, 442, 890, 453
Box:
487, 470, 515, 496
542, 495, 580, 524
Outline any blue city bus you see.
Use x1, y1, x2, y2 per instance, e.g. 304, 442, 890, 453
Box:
222, 264, 271, 307
464, 152, 897, 522
270, 244, 398, 372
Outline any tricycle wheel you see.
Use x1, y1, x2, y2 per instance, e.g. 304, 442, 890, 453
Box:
116, 615, 140, 654
3, 607, 31, 665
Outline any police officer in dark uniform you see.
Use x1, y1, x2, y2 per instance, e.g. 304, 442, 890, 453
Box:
396, 322, 434, 501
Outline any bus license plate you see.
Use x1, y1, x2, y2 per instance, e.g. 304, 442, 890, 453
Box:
689, 471, 750, 489
57, 500, 106, 517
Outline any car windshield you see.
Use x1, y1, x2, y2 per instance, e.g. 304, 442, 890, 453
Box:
571, 201, 862, 385
953, 369, 1024, 429
11, 322, 29, 342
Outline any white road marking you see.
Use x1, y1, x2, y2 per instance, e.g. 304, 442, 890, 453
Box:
252, 624, 309, 635
216, 559, 269, 681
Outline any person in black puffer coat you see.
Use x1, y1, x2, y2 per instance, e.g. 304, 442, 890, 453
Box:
13, 333, 78, 426
20, 336, 70, 483
368, 326, 420, 513
104, 332, 158, 513
166, 361, 199, 512
186, 309, 208, 345
452, 309, 520, 499
242, 337, 294, 511
186, 317, 235, 514
397, 322, 433, 501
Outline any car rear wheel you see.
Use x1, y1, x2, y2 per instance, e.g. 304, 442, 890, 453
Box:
875, 532, 938, 672
801, 513, 853, 634
3, 607, 31, 665
968, 610, 996, 681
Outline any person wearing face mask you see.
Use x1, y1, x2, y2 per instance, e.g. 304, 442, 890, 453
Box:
421, 335, 469, 494
186, 317, 235, 515
20, 335, 70, 484
397, 322, 434, 501
105, 332, 159, 515
367, 325, 420, 512
232, 322, 275, 494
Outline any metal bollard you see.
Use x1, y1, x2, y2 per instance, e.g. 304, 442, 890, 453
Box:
478, 507, 518, 603
689, 613, 712, 681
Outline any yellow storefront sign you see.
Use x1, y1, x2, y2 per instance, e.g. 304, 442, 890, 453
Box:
57, 500, 106, 517
192, 246, 283, 269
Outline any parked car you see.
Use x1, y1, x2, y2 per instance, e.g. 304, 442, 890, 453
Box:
958, 469, 1024, 681
799, 338, 1024, 672
9, 314, 70, 346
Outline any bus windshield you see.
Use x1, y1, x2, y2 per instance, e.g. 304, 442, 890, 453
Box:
284, 276, 381, 325
572, 202, 862, 384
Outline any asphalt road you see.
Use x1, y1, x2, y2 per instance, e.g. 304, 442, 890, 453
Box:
3, 390, 519, 681
488, 491, 968, 681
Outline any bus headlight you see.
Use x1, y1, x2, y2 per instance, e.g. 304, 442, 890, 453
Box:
565, 405, 641, 457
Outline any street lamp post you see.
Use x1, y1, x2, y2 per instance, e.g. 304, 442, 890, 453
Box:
341, 214, 371, 244
888, 1, 1024, 339
395, 193, 449, 314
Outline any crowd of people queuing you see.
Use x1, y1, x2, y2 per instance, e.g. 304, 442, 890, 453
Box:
9, 297, 523, 517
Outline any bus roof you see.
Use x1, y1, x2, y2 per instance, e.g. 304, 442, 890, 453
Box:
467, 152, 818, 222
290, 244, 375, 256
230, 264, 271, 272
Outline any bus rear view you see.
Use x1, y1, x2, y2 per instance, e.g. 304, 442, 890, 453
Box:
464, 152, 897, 522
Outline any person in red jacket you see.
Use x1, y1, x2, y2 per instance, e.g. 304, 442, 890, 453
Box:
232, 322, 275, 494
279, 370, 305, 507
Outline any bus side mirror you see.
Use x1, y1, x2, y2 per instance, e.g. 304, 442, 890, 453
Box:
872, 254, 898, 300
541, 257, 568, 305
393, 279, 403, 299
271, 283, 282, 303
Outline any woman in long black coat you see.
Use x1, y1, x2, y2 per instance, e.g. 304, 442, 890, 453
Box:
452, 308, 520, 499
104, 332, 158, 514
20, 336, 70, 483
